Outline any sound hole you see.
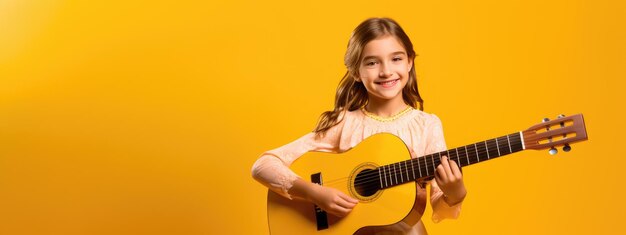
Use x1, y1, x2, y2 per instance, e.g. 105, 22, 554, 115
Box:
353, 169, 380, 197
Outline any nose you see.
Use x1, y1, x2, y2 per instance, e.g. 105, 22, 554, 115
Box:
378, 63, 392, 78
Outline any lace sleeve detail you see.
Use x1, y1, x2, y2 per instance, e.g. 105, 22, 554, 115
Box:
251, 154, 300, 199
251, 112, 347, 199
430, 178, 462, 223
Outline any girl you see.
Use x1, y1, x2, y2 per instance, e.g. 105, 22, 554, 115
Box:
252, 17, 466, 234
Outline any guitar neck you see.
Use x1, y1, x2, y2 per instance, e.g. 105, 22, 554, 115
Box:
378, 132, 524, 189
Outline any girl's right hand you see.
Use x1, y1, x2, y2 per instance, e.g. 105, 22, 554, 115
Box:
307, 185, 359, 217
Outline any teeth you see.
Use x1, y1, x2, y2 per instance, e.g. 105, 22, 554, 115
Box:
378, 79, 398, 85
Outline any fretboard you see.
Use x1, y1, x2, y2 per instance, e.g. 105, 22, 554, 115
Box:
377, 132, 524, 189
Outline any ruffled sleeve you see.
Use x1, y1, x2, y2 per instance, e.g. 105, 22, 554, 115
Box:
251, 112, 347, 199
425, 114, 463, 223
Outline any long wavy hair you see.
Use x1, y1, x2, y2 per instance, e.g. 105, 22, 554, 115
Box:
313, 17, 424, 136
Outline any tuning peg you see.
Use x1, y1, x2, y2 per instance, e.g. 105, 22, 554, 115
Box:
543, 118, 550, 122
557, 114, 571, 152
549, 147, 558, 155
563, 144, 571, 152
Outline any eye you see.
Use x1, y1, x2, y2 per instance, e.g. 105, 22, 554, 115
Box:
392, 57, 403, 62
364, 61, 377, 67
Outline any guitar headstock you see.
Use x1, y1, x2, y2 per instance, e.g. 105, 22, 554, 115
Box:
522, 114, 588, 154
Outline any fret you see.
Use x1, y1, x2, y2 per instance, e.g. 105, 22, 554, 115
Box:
392, 163, 398, 185
391, 164, 395, 186
403, 161, 409, 182
400, 161, 405, 182
518, 131, 526, 150
484, 140, 490, 159
495, 137, 501, 156
424, 155, 430, 177
404, 161, 411, 182
398, 162, 402, 183
386, 165, 392, 186
404, 160, 412, 182
417, 156, 423, 178
398, 162, 405, 183
472, 143, 479, 164
387, 164, 393, 187
431, 154, 436, 176
404, 161, 409, 182
423, 156, 429, 178
410, 158, 416, 180
424, 155, 430, 176
498, 136, 511, 155
379, 166, 383, 188
387, 164, 392, 186
378, 168, 383, 188
457, 146, 467, 167
471, 144, 476, 162
398, 162, 404, 183
474, 144, 480, 163
404, 160, 411, 181
396, 163, 401, 184
396, 162, 401, 183
381, 166, 389, 188
404, 161, 410, 182
506, 134, 513, 153
478, 141, 486, 161
510, 133, 524, 152
510, 133, 519, 152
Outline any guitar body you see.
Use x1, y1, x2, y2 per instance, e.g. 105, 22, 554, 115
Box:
267, 133, 420, 235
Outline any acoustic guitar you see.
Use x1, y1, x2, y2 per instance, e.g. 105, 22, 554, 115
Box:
267, 114, 588, 234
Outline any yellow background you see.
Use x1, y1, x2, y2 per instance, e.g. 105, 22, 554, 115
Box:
1, 0, 624, 234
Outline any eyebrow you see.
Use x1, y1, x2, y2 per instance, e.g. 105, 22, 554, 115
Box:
362, 51, 407, 61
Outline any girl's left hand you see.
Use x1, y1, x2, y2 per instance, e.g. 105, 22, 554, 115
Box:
435, 156, 467, 206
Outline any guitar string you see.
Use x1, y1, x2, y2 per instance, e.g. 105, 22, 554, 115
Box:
345, 134, 522, 186
320, 138, 520, 188
321, 158, 457, 187
315, 122, 575, 188
342, 139, 517, 187
321, 145, 504, 188
320, 133, 575, 192
326, 141, 498, 185
324, 146, 519, 189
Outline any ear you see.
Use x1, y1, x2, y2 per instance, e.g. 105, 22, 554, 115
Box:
408, 58, 414, 70
353, 72, 361, 82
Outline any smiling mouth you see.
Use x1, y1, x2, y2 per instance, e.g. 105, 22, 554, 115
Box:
375, 79, 400, 88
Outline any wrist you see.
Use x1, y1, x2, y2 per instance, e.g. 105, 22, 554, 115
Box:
443, 192, 466, 206
306, 183, 323, 202
289, 178, 322, 202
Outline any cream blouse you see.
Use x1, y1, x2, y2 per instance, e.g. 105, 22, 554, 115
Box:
251, 108, 462, 234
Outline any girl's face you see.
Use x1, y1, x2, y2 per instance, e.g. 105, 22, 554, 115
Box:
358, 35, 413, 104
